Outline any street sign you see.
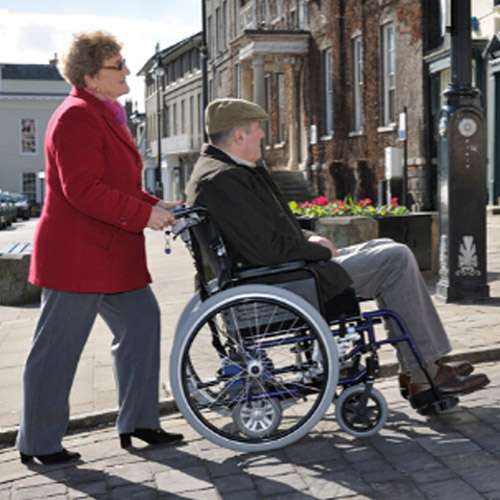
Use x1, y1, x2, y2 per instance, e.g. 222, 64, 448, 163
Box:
398, 112, 407, 141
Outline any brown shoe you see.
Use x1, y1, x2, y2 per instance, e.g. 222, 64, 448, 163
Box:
409, 371, 489, 399
399, 360, 475, 400
433, 365, 489, 396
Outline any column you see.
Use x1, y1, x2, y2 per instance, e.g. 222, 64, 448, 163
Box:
252, 55, 265, 108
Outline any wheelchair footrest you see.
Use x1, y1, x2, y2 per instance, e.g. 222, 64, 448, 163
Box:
409, 387, 459, 416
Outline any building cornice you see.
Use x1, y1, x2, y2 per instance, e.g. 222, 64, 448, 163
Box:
238, 32, 310, 61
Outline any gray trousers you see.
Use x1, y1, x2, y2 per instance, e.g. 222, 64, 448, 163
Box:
16, 286, 161, 455
333, 239, 451, 372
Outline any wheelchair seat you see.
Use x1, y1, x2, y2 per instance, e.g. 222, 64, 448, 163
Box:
177, 206, 360, 323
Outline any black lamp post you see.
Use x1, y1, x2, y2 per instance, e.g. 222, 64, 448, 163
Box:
436, 0, 489, 301
201, 0, 209, 142
153, 46, 165, 199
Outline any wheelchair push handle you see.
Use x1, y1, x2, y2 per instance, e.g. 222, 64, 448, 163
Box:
170, 205, 208, 219
164, 205, 208, 254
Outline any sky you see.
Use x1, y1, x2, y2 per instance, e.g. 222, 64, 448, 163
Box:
0, 1, 202, 110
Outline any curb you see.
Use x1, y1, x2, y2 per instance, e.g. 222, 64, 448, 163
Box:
1, 348, 499, 449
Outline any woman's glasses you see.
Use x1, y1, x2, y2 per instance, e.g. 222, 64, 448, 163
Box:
102, 59, 126, 71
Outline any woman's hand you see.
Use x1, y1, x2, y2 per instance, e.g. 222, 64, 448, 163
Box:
308, 235, 339, 258
146, 206, 176, 230
155, 200, 183, 210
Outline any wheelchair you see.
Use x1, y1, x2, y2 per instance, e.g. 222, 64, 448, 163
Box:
167, 207, 458, 452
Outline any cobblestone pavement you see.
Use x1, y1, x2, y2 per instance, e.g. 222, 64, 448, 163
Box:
0, 362, 499, 499
1, 216, 499, 433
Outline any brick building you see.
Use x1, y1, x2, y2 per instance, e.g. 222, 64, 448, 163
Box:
305, 0, 431, 207
200, 0, 440, 207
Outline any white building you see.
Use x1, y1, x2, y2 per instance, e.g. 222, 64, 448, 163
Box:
0, 62, 69, 204
138, 33, 204, 201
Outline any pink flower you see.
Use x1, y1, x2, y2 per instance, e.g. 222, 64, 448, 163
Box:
390, 196, 399, 207
312, 195, 329, 206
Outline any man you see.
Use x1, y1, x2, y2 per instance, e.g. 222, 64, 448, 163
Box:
186, 98, 489, 409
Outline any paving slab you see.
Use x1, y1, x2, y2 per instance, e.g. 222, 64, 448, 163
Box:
0, 362, 497, 498
0, 215, 499, 446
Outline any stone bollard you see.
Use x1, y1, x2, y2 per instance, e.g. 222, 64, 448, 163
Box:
0, 254, 41, 305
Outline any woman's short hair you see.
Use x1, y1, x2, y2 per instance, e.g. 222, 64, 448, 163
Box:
60, 31, 122, 87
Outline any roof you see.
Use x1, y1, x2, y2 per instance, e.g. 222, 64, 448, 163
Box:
137, 32, 202, 76
0, 64, 64, 81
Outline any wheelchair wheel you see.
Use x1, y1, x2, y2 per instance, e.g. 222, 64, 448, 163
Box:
170, 284, 339, 452
335, 385, 388, 438
175, 292, 202, 337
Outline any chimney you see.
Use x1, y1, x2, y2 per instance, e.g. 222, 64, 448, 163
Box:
49, 53, 58, 65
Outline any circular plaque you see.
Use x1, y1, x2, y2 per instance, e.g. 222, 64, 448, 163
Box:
458, 118, 477, 138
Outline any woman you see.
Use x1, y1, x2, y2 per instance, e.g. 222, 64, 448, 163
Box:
16, 31, 182, 465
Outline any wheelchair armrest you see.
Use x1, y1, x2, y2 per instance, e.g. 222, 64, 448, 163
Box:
235, 260, 313, 280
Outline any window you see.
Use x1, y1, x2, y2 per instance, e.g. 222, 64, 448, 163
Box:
381, 23, 396, 125
322, 48, 334, 136
276, 73, 285, 143
269, 0, 283, 23
172, 102, 178, 136
298, 1, 308, 29
20, 119, 37, 154
264, 75, 272, 144
233, 0, 240, 37
234, 63, 241, 97
22, 173, 36, 203
190, 96, 195, 136
352, 36, 364, 132
163, 105, 170, 137
198, 93, 202, 135
181, 99, 186, 134
216, 7, 221, 53
289, 7, 297, 29
222, 1, 228, 48
207, 15, 213, 58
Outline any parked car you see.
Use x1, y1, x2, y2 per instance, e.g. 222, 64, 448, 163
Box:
0, 201, 7, 229
0, 192, 17, 227
7, 192, 31, 220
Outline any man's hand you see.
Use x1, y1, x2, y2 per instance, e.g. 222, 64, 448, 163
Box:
156, 200, 183, 210
146, 206, 176, 230
308, 235, 339, 257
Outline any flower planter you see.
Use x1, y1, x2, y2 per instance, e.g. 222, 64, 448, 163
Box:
296, 212, 438, 274
375, 212, 438, 273
315, 216, 378, 249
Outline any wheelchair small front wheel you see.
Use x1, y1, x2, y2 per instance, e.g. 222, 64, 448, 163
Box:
335, 385, 387, 438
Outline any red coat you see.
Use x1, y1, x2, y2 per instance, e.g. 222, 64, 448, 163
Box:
29, 87, 159, 293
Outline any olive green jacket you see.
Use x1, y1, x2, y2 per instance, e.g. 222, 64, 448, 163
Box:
185, 144, 352, 300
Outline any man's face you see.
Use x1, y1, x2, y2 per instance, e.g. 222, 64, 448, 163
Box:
239, 121, 265, 162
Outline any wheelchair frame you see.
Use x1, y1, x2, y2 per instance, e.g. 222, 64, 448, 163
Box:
167, 207, 457, 452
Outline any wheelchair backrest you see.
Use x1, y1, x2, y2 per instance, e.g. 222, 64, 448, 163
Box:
188, 215, 234, 294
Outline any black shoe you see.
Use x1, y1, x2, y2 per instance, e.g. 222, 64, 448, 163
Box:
119, 428, 184, 449
20, 448, 81, 465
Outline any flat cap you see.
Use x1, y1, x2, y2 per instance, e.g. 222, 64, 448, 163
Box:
206, 98, 269, 135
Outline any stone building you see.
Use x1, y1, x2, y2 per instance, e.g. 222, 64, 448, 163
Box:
138, 33, 204, 200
